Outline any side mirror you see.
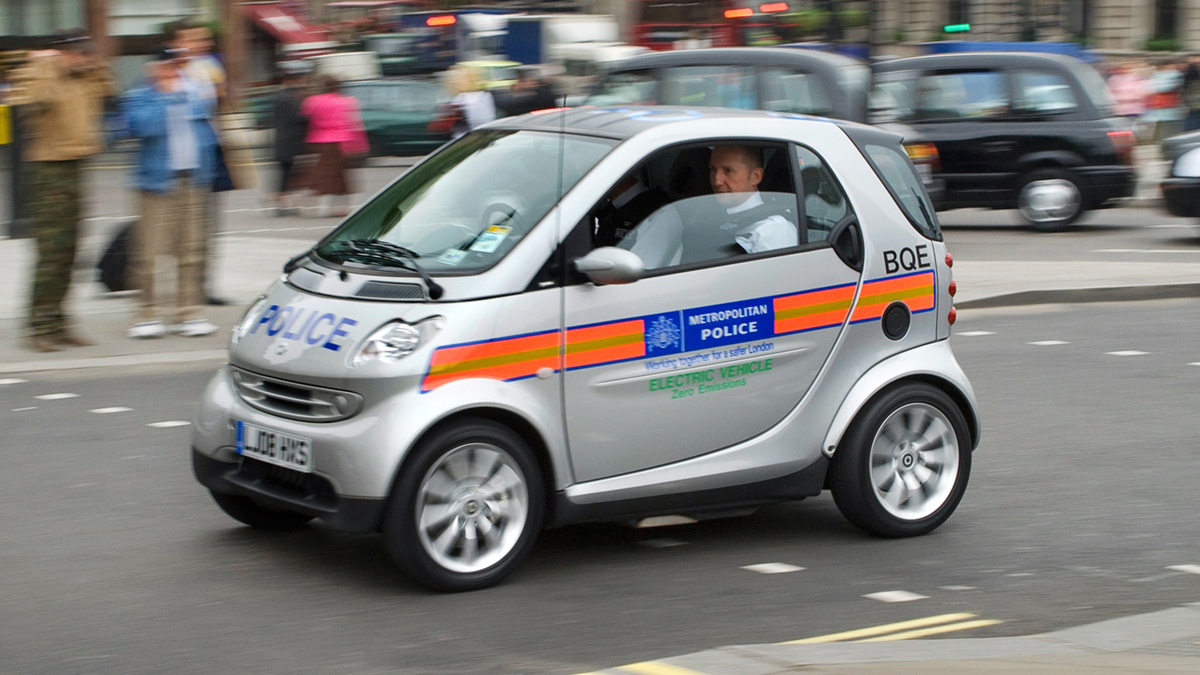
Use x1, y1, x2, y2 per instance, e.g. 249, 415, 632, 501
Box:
573, 246, 644, 285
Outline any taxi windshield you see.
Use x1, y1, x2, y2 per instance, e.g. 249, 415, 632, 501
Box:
315, 130, 616, 275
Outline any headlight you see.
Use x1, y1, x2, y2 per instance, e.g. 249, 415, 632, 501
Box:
230, 295, 268, 348
352, 317, 443, 367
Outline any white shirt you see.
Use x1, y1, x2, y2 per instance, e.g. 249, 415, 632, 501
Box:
166, 75, 201, 172
450, 90, 497, 138
723, 192, 799, 253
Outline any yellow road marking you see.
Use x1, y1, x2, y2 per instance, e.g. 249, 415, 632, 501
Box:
859, 618, 1003, 642
618, 662, 710, 675
785, 612, 978, 644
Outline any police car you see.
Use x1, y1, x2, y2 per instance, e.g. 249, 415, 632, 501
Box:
192, 107, 980, 592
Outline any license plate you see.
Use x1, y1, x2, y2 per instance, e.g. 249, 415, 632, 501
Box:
235, 421, 313, 473
916, 161, 933, 185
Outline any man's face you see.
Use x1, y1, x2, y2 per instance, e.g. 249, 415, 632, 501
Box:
709, 146, 763, 207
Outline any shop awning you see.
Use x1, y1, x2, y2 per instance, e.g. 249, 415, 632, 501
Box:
243, 3, 329, 44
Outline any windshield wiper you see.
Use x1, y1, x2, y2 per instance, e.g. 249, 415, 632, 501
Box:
326, 239, 444, 299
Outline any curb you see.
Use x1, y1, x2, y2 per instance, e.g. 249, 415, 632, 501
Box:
955, 282, 1200, 309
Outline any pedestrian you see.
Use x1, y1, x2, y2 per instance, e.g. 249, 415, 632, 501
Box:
121, 45, 220, 339
1181, 54, 1200, 133
1145, 58, 1184, 144
271, 63, 310, 216
497, 65, 557, 117
300, 75, 367, 218
446, 64, 496, 139
1107, 61, 1147, 139
8, 29, 115, 352
170, 20, 230, 306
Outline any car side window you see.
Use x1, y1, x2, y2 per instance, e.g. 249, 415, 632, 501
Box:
1013, 70, 1079, 115
916, 70, 1009, 120
660, 66, 756, 109
794, 145, 852, 243
587, 142, 800, 272
761, 67, 833, 116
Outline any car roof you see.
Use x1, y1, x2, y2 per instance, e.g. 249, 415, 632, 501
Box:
608, 46, 863, 71
873, 51, 1087, 72
490, 105, 872, 141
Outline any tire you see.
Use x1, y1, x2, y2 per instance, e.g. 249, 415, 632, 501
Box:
1017, 168, 1085, 231
830, 383, 971, 538
382, 419, 545, 592
209, 491, 314, 530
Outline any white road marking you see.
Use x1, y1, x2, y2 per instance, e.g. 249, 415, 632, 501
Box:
0, 378, 28, 385
864, 590, 927, 603
69, 483, 98, 488
11, 406, 37, 412
940, 585, 976, 591
1107, 350, 1149, 356
121, 455, 146, 461
955, 331, 995, 337
147, 421, 191, 428
1029, 340, 1069, 346
638, 538, 688, 549
1006, 572, 1036, 577
35, 393, 78, 400
742, 563, 805, 574
1189, 362, 1200, 367
90, 407, 133, 414
1168, 564, 1200, 575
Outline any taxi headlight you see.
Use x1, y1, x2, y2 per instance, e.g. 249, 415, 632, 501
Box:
353, 318, 443, 367
230, 295, 268, 348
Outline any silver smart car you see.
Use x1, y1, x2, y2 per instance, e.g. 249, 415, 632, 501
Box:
192, 107, 980, 592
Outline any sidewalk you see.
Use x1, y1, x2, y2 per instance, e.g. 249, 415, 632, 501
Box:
581, 602, 1200, 674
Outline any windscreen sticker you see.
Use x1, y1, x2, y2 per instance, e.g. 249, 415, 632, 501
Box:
420, 273, 935, 392
437, 248, 468, 266
468, 225, 512, 253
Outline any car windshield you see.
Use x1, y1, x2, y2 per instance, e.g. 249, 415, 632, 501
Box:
344, 83, 439, 112
314, 130, 616, 275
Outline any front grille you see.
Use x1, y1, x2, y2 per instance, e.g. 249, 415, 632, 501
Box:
232, 367, 362, 422
237, 457, 337, 505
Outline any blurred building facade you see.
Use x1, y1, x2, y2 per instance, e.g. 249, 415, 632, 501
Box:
5, 1, 1200, 97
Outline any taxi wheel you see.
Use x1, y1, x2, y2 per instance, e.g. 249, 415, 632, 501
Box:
1017, 168, 1085, 231
383, 419, 544, 592
209, 491, 314, 530
830, 383, 971, 538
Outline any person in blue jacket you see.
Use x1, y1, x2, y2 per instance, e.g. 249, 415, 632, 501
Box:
121, 46, 219, 339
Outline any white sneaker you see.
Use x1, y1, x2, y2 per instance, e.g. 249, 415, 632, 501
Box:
127, 321, 167, 339
175, 319, 219, 337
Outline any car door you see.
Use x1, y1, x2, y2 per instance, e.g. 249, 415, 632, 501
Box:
561, 140, 862, 483
910, 68, 1017, 207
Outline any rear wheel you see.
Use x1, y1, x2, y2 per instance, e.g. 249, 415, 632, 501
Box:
383, 419, 544, 592
1017, 168, 1085, 231
830, 383, 971, 538
209, 491, 314, 530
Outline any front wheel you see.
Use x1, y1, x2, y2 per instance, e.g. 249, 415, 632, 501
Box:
830, 383, 971, 538
383, 419, 544, 592
1017, 168, 1085, 231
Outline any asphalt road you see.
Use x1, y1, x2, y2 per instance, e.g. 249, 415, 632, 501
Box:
3, 297, 1200, 674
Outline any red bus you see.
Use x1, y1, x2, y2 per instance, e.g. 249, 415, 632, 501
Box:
631, 0, 789, 51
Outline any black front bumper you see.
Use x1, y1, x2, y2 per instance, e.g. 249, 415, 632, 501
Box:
1161, 177, 1200, 218
193, 448, 386, 533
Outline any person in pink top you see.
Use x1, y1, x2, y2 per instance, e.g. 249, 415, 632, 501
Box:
1108, 62, 1148, 137
301, 75, 367, 217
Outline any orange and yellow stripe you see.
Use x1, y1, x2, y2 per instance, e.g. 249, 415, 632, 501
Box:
850, 271, 935, 322
422, 331, 559, 392
565, 319, 646, 369
773, 283, 856, 335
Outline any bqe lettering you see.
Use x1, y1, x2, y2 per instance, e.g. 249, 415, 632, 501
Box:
883, 245, 931, 275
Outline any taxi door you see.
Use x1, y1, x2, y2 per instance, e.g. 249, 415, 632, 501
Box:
561, 143, 862, 483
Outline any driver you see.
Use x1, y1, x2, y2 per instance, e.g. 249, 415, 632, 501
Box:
623, 144, 797, 268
